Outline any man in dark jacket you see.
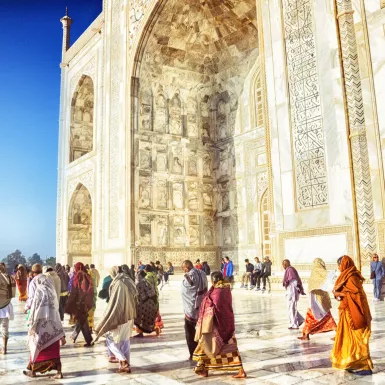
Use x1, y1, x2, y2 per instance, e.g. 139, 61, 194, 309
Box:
261, 257, 272, 292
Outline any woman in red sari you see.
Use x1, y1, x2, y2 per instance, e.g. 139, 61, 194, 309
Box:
65, 262, 94, 347
15, 265, 28, 301
193, 271, 246, 379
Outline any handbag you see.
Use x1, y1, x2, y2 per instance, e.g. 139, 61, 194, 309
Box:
370, 262, 378, 279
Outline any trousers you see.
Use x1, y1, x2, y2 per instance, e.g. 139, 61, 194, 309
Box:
184, 317, 197, 357
72, 319, 93, 345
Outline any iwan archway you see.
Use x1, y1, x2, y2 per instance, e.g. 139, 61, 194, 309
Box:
130, 0, 270, 271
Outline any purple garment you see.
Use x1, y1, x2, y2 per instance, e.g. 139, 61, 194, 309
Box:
68, 272, 75, 292
283, 266, 305, 295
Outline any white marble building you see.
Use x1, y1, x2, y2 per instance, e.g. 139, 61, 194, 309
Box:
56, 0, 385, 276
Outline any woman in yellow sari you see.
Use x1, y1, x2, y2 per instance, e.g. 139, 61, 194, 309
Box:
331, 255, 373, 376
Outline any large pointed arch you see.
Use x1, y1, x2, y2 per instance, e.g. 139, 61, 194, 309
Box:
70, 75, 94, 163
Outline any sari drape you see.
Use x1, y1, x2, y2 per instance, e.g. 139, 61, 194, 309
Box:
135, 275, 158, 333
331, 256, 373, 371
15, 266, 28, 301
27, 274, 64, 373
193, 281, 243, 374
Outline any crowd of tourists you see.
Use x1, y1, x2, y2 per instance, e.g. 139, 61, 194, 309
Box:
0, 253, 383, 379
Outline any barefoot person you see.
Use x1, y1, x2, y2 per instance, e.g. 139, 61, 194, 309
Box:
298, 258, 337, 341
65, 262, 94, 347
282, 259, 305, 329
95, 266, 138, 374
23, 273, 66, 379
331, 255, 373, 376
193, 271, 246, 379
0, 263, 15, 354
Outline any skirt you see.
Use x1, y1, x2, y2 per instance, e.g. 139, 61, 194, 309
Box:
331, 308, 373, 371
303, 309, 337, 336
27, 340, 61, 373
193, 335, 243, 373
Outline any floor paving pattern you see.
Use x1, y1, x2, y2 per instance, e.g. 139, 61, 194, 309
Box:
1, 284, 385, 384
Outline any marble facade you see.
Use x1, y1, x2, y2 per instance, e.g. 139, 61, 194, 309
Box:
56, 0, 385, 276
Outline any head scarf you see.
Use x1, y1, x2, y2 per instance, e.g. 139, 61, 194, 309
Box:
334, 255, 364, 291
308, 258, 328, 292
55, 263, 69, 292
32, 264, 42, 274
65, 262, 94, 322
16, 265, 27, 280
195, 280, 234, 357
334, 255, 371, 330
121, 264, 135, 281
28, 274, 64, 363
95, 267, 138, 341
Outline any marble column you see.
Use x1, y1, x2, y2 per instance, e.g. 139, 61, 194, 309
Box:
335, 0, 376, 266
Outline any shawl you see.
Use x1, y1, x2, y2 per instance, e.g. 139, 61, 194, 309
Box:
283, 265, 305, 295
95, 267, 138, 340
65, 262, 94, 322
55, 263, 69, 293
90, 268, 100, 288
145, 271, 159, 297
0, 264, 15, 309
308, 258, 332, 314
136, 273, 156, 302
194, 281, 234, 357
28, 274, 64, 363
121, 264, 135, 281
334, 255, 371, 330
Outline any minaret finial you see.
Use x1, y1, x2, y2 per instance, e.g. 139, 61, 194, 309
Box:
65, 7, 68, 17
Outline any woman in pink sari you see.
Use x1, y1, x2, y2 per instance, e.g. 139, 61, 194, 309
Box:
192, 271, 246, 379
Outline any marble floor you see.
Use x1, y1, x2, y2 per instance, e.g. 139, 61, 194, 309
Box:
1, 284, 385, 385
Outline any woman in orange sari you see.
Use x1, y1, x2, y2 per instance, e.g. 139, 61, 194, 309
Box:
331, 255, 373, 376
192, 271, 246, 379
15, 265, 28, 301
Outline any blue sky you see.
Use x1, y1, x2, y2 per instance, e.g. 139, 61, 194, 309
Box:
0, 0, 102, 259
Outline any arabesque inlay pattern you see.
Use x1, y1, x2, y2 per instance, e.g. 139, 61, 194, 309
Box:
336, 0, 376, 265
282, 0, 328, 210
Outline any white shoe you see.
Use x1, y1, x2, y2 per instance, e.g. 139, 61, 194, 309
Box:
373, 298, 379, 302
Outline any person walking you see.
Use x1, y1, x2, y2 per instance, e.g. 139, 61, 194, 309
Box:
95, 266, 138, 373
0, 263, 15, 355
55, 263, 69, 322
298, 258, 337, 341
88, 264, 100, 332
23, 274, 66, 379
181, 260, 208, 360
282, 259, 305, 329
65, 262, 94, 347
370, 253, 384, 302
331, 255, 373, 375
192, 271, 246, 379
15, 265, 28, 302
134, 270, 158, 338
240, 259, 254, 289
